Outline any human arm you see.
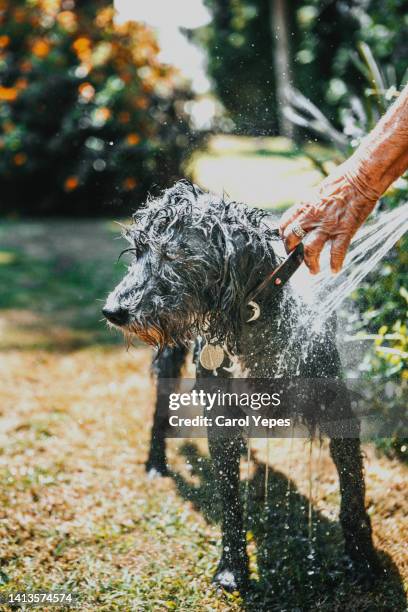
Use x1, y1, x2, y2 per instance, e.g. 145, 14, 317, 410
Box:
279, 83, 408, 274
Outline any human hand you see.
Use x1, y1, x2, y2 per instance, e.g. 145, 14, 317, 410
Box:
279, 161, 379, 274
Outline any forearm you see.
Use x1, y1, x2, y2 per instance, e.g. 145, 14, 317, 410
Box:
344, 83, 408, 201
280, 83, 408, 273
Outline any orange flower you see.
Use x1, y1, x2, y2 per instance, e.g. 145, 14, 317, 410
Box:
64, 176, 79, 191
121, 72, 132, 85
32, 40, 51, 59
123, 177, 138, 191
2, 121, 15, 133
14, 8, 25, 23
20, 60, 32, 73
118, 111, 131, 124
135, 96, 149, 110
126, 133, 141, 146
94, 107, 111, 124
78, 82, 95, 102
95, 7, 115, 29
57, 11, 77, 32
15, 78, 28, 91
0, 87, 18, 102
14, 153, 27, 166
0, 35, 10, 49
72, 37, 91, 54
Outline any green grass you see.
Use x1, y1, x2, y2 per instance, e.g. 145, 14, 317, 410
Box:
0, 219, 126, 349
189, 135, 334, 211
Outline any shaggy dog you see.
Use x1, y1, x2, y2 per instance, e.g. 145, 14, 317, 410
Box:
103, 181, 379, 591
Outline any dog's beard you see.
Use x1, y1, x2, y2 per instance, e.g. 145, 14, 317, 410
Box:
126, 321, 169, 348
120, 313, 198, 350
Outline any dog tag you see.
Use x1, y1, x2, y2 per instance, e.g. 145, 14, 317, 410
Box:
199, 343, 225, 370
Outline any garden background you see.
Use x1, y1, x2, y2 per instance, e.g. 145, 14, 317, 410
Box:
0, 0, 407, 609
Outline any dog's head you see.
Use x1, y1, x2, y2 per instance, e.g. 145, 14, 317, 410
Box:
103, 181, 280, 350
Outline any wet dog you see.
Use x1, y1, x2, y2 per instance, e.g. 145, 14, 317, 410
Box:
103, 181, 379, 591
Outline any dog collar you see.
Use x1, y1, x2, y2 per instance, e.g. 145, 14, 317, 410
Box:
243, 242, 304, 322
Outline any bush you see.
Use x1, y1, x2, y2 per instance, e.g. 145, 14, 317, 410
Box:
0, 1, 199, 216
194, 1, 407, 134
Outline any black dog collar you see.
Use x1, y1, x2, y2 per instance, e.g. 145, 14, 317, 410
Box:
247, 242, 304, 303
243, 242, 305, 322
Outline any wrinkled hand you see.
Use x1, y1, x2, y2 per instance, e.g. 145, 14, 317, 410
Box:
280, 84, 408, 274
279, 162, 379, 274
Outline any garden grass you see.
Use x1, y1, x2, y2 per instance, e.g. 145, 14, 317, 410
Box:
189, 135, 335, 211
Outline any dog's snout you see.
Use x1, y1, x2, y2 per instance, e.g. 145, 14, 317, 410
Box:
102, 306, 129, 326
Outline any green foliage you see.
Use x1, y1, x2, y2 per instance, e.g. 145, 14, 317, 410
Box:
196, 0, 278, 134
295, 1, 407, 114
196, 0, 407, 134
0, 1, 198, 215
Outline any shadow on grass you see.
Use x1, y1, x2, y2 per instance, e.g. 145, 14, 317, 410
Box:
171, 442, 406, 611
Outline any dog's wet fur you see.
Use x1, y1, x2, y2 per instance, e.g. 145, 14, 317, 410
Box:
104, 181, 380, 591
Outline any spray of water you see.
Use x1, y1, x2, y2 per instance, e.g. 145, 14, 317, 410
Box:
293, 203, 408, 331
307, 439, 313, 543
243, 437, 251, 523
264, 436, 270, 509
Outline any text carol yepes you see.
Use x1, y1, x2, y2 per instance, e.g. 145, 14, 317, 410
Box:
169, 415, 291, 428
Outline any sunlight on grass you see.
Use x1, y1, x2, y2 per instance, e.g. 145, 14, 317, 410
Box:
0, 251, 16, 265
189, 135, 328, 210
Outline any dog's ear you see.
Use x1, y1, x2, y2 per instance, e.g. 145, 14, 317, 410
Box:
223, 230, 277, 299
206, 228, 277, 346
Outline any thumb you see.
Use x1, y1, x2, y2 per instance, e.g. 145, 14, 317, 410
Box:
282, 210, 318, 253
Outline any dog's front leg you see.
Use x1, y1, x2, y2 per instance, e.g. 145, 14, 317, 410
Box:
147, 346, 188, 476
208, 430, 249, 591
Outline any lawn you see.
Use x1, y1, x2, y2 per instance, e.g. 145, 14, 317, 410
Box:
0, 140, 406, 610
188, 135, 335, 210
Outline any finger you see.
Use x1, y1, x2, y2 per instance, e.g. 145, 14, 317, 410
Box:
279, 202, 305, 235
282, 212, 319, 253
283, 226, 302, 253
279, 199, 319, 236
303, 229, 329, 275
330, 234, 352, 273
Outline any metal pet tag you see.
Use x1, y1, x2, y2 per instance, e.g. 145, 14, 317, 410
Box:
199, 343, 225, 370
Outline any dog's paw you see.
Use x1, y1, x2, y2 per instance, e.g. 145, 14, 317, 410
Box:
345, 549, 383, 584
212, 559, 249, 593
145, 461, 169, 478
